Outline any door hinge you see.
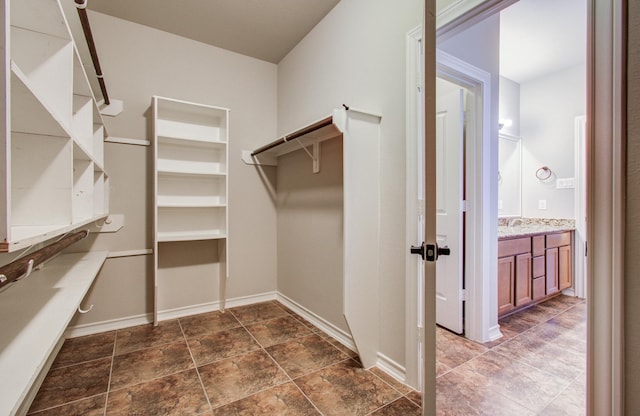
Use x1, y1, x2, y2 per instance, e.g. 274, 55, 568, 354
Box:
461, 200, 468, 212
460, 289, 467, 301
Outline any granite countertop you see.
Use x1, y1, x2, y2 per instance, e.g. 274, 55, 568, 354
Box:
498, 218, 576, 239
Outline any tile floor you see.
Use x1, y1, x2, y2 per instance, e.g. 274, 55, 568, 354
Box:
28, 295, 584, 415
28, 301, 422, 416
436, 295, 586, 415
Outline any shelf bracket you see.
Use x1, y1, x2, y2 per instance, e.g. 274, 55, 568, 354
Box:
295, 139, 320, 174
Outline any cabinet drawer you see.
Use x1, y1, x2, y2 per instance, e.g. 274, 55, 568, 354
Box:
546, 232, 571, 248
498, 237, 531, 257
533, 256, 545, 278
533, 235, 545, 257
533, 276, 546, 300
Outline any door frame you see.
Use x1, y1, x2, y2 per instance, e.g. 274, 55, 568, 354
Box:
424, 0, 626, 414
436, 50, 498, 345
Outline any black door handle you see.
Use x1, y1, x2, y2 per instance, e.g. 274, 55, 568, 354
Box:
410, 243, 451, 261
438, 246, 451, 256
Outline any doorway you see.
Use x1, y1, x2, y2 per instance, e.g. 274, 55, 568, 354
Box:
423, 0, 589, 413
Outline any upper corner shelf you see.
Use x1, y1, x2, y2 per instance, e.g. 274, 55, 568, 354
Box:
251, 115, 341, 158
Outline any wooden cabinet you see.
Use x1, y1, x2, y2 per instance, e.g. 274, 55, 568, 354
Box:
515, 253, 533, 306
498, 256, 515, 315
152, 96, 229, 324
0, 0, 109, 252
498, 230, 573, 317
559, 244, 573, 290
498, 237, 531, 314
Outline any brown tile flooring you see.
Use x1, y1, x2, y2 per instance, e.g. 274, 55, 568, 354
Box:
29, 296, 584, 415
28, 301, 421, 416
437, 295, 586, 415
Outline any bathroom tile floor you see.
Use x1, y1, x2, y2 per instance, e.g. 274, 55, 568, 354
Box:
436, 294, 586, 415
28, 295, 584, 415
27, 301, 422, 416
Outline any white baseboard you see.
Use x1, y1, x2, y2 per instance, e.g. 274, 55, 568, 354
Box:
376, 352, 407, 384
66, 291, 278, 338
488, 324, 503, 342
67, 313, 153, 338
276, 293, 356, 352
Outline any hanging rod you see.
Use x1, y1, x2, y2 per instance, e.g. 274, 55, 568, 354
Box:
0, 230, 89, 291
251, 116, 334, 157
75, 0, 110, 105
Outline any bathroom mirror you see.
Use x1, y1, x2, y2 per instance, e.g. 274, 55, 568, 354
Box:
498, 133, 522, 217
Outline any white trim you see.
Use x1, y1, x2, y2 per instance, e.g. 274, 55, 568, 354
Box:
105, 136, 150, 146
277, 292, 356, 352
487, 324, 502, 342
66, 291, 277, 338
67, 313, 153, 338
574, 115, 587, 299
436, 49, 495, 344
376, 352, 407, 384
405, 24, 424, 391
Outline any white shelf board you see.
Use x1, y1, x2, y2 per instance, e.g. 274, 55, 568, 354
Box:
11, 0, 72, 40
156, 163, 226, 177
157, 230, 227, 242
2, 214, 109, 253
10, 66, 68, 138
0, 251, 108, 416
157, 195, 226, 208
156, 120, 224, 144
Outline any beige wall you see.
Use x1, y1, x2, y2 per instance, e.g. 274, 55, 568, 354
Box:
276, 139, 346, 331
277, 0, 423, 366
626, 0, 639, 411
71, 11, 279, 326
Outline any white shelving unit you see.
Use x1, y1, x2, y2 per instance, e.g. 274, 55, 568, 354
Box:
0, 251, 108, 416
0, 0, 110, 252
153, 96, 229, 324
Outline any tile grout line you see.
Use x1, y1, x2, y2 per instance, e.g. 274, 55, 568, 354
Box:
102, 330, 118, 416
177, 318, 215, 414
230, 304, 334, 415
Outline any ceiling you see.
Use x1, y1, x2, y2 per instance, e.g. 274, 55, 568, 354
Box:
86, 0, 341, 64
499, 0, 587, 83
85, 0, 585, 79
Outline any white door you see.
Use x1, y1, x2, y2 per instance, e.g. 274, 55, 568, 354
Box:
435, 78, 465, 334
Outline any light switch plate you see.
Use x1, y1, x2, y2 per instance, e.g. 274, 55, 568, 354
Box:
556, 177, 575, 189
538, 200, 547, 210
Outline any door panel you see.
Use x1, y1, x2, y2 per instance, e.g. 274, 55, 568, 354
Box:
435, 80, 464, 334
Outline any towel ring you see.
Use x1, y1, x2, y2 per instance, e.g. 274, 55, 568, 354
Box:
536, 166, 552, 181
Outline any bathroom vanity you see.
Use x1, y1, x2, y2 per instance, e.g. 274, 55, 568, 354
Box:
497, 219, 575, 317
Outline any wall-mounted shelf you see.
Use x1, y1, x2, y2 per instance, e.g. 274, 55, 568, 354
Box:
0, 0, 110, 253
153, 96, 229, 324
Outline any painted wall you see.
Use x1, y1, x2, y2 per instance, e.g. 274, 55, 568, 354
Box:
626, 0, 640, 410
499, 76, 521, 137
277, 0, 423, 367
520, 64, 586, 219
69, 11, 279, 327
276, 140, 346, 332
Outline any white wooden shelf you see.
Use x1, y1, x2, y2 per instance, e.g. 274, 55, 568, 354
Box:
153, 96, 229, 324
157, 230, 227, 242
157, 195, 226, 208
1, 0, 110, 253
0, 251, 108, 416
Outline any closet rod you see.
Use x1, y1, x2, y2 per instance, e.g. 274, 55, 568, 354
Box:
251, 116, 334, 156
75, 0, 110, 105
0, 230, 89, 290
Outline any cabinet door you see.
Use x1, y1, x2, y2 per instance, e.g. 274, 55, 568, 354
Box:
559, 245, 572, 290
515, 253, 532, 306
498, 256, 515, 315
546, 248, 559, 295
